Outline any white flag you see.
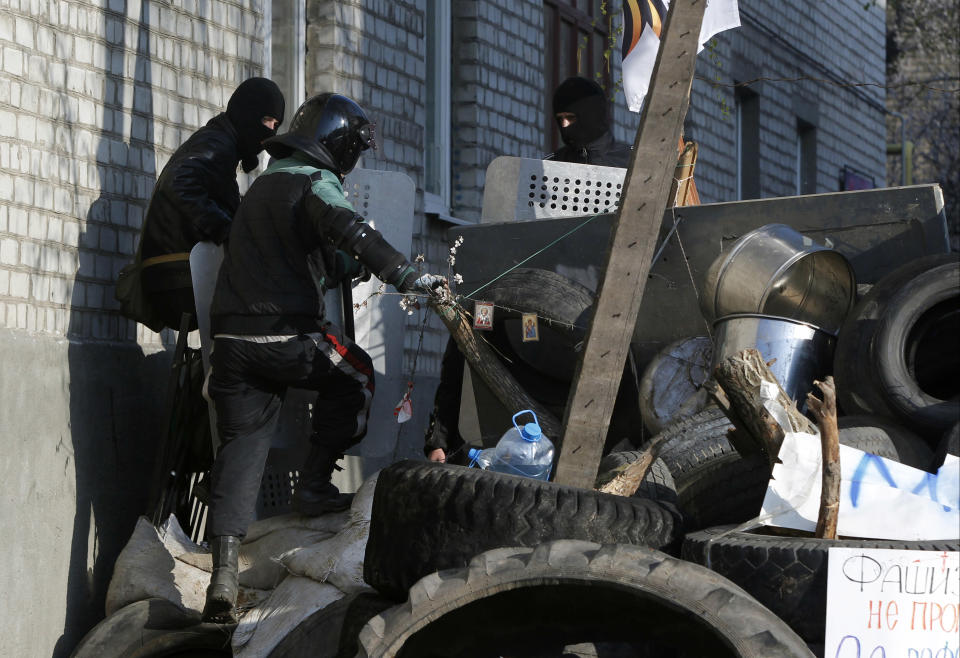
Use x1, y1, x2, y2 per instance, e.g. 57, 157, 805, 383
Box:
621, 0, 740, 112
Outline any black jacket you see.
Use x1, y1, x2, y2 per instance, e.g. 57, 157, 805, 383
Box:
140, 114, 242, 292
546, 131, 631, 169
210, 161, 416, 337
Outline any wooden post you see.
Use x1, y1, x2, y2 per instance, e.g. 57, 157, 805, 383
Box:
711, 348, 817, 469
807, 376, 841, 539
554, 0, 708, 488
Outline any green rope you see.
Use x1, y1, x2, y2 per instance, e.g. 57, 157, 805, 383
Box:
462, 213, 604, 300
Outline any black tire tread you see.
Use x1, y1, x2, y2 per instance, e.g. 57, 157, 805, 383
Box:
595, 453, 677, 499
70, 598, 232, 658
358, 540, 814, 658
683, 526, 960, 643
837, 414, 935, 470
267, 590, 394, 658
363, 460, 680, 601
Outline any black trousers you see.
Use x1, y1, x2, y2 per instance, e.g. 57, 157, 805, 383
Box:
206, 328, 374, 538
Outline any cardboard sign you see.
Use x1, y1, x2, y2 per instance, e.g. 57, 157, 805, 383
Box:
825, 547, 959, 657
760, 432, 960, 541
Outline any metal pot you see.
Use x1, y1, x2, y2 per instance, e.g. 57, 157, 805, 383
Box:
711, 314, 836, 409
701, 224, 855, 335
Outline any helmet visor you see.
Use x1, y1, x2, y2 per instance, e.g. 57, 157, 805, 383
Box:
359, 123, 377, 151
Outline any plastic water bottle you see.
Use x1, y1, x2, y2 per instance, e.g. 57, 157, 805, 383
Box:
467, 447, 495, 470
468, 410, 554, 481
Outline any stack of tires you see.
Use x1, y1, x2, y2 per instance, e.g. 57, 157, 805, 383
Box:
654, 254, 960, 654
833, 253, 960, 467
354, 460, 814, 658
351, 254, 958, 657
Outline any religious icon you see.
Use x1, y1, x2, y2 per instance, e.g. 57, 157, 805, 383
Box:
521, 313, 539, 342
473, 301, 494, 330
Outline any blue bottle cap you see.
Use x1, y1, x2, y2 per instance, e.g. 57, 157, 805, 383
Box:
467, 447, 481, 460
520, 422, 542, 442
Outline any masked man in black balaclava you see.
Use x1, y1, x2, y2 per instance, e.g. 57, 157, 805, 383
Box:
137, 77, 285, 331
546, 76, 631, 168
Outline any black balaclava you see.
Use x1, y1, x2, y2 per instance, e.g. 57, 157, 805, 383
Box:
552, 76, 610, 149
226, 77, 286, 172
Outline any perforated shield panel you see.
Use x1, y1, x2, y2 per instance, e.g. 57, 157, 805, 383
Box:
482, 156, 627, 223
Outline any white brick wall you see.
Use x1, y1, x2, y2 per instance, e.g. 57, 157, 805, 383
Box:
0, 0, 266, 345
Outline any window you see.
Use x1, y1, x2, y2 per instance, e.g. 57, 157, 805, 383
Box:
735, 87, 760, 199
543, 0, 613, 153
795, 118, 816, 195
840, 166, 876, 191
424, 0, 451, 214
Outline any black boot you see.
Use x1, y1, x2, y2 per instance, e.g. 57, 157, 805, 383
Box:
294, 442, 353, 515
202, 535, 240, 624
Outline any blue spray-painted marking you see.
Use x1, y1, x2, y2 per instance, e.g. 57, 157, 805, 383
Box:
850, 454, 898, 508
911, 471, 953, 512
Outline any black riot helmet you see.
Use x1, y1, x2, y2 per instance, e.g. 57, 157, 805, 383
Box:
264, 93, 375, 177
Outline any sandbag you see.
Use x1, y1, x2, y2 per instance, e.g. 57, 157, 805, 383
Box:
278, 473, 378, 593
232, 576, 344, 656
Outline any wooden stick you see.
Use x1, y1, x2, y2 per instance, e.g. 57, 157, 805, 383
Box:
596, 433, 669, 496
712, 348, 817, 469
807, 376, 840, 539
668, 138, 700, 208
427, 290, 562, 440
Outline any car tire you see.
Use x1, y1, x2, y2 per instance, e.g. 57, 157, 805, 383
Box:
70, 598, 232, 658
683, 526, 959, 644
358, 539, 814, 658
362, 461, 680, 601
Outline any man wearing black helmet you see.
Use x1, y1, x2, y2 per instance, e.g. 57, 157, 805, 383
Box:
201, 92, 444, 624
136, 77, 285, 331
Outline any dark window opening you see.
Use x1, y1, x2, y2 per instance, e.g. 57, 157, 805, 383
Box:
796, 118, 817, 195
736, 87, 760, 199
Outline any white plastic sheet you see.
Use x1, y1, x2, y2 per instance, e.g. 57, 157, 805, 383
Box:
760, 432, 959, 541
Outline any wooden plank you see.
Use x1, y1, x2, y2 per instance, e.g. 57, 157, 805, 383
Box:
553, 0, 708, 488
